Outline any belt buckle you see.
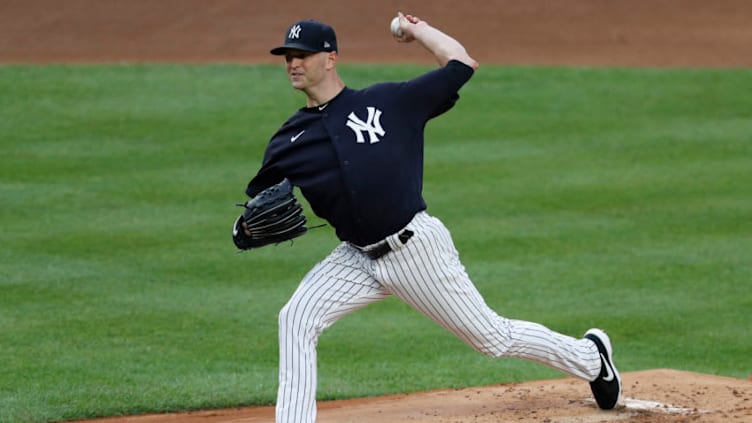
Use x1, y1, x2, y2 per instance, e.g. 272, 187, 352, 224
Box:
363, 240, 390, 260
362, 229, 414, 260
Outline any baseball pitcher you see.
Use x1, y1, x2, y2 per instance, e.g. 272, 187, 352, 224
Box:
234, 12, 622, 423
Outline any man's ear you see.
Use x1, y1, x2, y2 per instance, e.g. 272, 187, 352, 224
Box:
326, 52, 338, 69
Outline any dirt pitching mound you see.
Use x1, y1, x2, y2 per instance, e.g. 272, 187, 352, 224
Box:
75, 370, 750, 423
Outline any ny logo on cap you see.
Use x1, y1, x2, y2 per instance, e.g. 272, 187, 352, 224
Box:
289, 24, 302, 39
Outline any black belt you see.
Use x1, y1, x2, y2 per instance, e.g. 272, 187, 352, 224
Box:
356, 230, 414, 260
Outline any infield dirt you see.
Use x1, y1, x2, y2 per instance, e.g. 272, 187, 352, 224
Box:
74, 370, 751, 422
3, 1, 750, 422
3, 0, 752, 67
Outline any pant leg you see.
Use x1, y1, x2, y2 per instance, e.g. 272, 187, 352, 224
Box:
374, 212, 601, 381
276, 243, 390, 423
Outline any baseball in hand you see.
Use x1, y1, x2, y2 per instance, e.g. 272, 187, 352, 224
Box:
390, 16, 404, 38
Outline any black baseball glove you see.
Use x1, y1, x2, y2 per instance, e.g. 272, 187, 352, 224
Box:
232, 179, 308, 250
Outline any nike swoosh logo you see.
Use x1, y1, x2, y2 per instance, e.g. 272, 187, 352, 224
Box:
600, 354, 615, 382
290, 130, 305, 142
232, 217, 240, 236
318, 103, 328, 111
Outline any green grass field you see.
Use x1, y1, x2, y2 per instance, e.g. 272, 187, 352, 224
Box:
1, 64, 750, 423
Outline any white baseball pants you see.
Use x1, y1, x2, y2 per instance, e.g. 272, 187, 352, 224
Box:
275, 212, 601, 423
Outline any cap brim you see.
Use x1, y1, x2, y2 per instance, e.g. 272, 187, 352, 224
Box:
270, 43, 321, 55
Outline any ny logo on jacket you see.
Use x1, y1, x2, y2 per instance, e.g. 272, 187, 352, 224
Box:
346, 106, 385, 144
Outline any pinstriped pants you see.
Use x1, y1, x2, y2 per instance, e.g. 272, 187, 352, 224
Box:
275, 212, 601, 423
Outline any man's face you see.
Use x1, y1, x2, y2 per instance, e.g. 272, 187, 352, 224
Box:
284, 50, 332, 90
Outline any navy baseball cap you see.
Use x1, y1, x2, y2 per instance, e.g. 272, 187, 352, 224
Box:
270, 20, 338, 55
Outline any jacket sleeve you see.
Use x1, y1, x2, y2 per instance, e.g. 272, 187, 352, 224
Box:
402, 60, 475, 120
